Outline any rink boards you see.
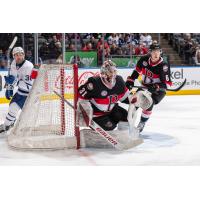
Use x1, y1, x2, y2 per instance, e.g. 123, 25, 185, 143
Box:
0, 65, 199, 104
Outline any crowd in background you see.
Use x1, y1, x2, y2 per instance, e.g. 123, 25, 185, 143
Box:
2, 33, 200, 67
0, 33, 153, 68
164, 33, 200, 65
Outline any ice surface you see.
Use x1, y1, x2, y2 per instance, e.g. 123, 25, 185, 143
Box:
0, 95, 200, 165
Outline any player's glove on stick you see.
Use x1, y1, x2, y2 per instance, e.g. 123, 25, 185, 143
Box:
4, 75, 15, 85
126, 76, 135, 90
147, 84, 160, 93
5, 84, 14, 100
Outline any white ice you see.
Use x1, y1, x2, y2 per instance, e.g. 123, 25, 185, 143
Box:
0, 95, 200, 165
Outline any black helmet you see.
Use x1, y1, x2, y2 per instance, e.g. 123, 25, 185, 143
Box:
149, 43, 161, 51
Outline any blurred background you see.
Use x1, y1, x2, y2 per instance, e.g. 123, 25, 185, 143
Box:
0, 33, 200, 69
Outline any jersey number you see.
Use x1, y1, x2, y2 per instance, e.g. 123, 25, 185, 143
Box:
25, 75, 31, 81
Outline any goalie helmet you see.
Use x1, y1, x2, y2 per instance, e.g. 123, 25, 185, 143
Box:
12, 47, 24, 57
100, 60, 117, 88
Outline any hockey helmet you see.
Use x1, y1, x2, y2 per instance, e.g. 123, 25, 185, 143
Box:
100, 60, 117, 76
149, 43, 161, 51
12, 47, 24, 57
100, 60, 117, 88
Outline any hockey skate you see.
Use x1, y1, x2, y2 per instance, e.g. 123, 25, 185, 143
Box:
137, 121, 146, 133
0, 123, 14, 134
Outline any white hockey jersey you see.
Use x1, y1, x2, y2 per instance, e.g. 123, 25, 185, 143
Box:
10, 60, 34, 96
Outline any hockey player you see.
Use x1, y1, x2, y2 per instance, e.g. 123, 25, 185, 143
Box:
0, 47, 34, 133
78, 60, 133, 131
126, 42, 172, 133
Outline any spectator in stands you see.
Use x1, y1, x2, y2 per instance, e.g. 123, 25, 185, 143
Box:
48, 35, 61, 63
0, 59, 7, 69
39, 42, 49, 63
82, 33, 93, 39
68, 43, 76, 51
183, 34, 193, 64
140, 33, 152, 46
122, 44, 132, 55
97, 37, 110, 65
82, 42, 93, 51
89, 36, 97, 49
107, 33, 119, 45
110, 43, 118, 55
116, 47, 123, 55
189, 41, 199, 64
124, 34, 131, 45
0, 49, 6, 61
193, 46, 200, 65
55, 41, 62, 58
118, 33, 126, 47
134, 42, 148, 55
26, 50, 34, 63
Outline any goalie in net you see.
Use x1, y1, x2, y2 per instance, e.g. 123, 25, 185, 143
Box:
77, 60, 153, 149
4, 57, 152, 150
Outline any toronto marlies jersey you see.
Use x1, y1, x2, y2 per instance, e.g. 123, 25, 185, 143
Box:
10, 60, 34, 96
130, 55, 172, 88
78, 75, 129, 117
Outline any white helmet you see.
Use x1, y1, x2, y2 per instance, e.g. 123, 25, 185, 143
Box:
12, 47, 24, 57
100, 60, 117, 76
100, 60, 117, 88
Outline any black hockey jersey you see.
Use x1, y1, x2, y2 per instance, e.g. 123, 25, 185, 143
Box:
78, 75, 129, 116
131, 55, 172, 88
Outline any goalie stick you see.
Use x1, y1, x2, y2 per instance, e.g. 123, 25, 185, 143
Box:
54, 90, 124, 150
54, 90, 143, 150
132, 78, 187, 92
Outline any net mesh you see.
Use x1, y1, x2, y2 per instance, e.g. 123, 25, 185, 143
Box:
7, 64, 78, 150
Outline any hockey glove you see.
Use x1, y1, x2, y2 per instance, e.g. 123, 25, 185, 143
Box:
5, 84, 14, 100
4, 75, 15, 85
126, 76, 135, 90
147, 84, 160, 93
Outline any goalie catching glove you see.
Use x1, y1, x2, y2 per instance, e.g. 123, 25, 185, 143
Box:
129, 90, 153, 110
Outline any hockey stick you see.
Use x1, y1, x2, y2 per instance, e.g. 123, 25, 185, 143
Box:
132, 78, 186, 92
7, 36, 18, 75
53, 90, 124, 150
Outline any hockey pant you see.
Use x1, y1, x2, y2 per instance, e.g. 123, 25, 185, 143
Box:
93, 104, 128, 131
4, 93, 27, 127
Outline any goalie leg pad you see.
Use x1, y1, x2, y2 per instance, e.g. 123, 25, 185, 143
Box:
118, 121, 129, 131
80, 128, 143, 149
77, 100, 93, 127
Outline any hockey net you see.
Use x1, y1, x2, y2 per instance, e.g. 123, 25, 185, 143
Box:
7, 64, 80, 150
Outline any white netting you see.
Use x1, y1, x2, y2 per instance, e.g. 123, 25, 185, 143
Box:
7, 64, 79, 150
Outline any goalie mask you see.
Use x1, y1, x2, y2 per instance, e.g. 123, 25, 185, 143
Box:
100, 60, 117, 89
12, 47, 25, 64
